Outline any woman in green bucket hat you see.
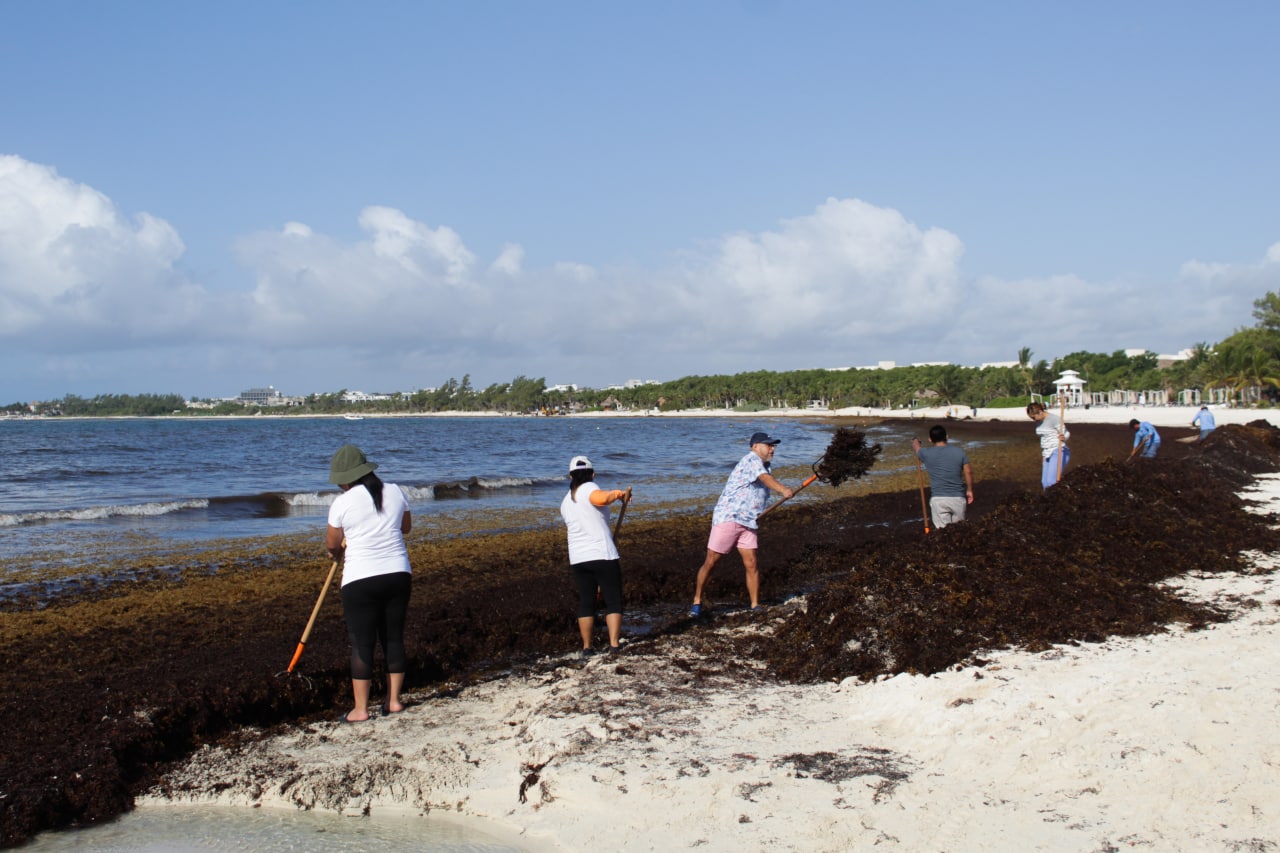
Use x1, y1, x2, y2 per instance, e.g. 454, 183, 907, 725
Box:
325, 444, 413, 723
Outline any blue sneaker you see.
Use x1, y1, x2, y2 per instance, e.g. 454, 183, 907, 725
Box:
689, 603, 703, 617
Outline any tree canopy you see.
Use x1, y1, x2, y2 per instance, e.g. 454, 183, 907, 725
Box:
18, 290, 1280, 416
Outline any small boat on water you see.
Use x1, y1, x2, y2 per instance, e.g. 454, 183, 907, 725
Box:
343, 414, 364, 421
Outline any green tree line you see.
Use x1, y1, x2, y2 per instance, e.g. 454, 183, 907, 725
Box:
13, 290, 1280, 417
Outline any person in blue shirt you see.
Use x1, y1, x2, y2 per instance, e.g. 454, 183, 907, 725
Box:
1128, 419, 1161, 460
1192, 405, 1217, 442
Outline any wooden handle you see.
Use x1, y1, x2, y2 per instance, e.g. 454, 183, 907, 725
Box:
612, 487, 632, 538
286, 560, 339, 674
915, 455, 931, 535
758, 474, 818, 519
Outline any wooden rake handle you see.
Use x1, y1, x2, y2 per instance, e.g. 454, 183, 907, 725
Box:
759, 473, 818, 519
612, 487, 633, 539
915, 454, 931, 535
285, 559, 339, 674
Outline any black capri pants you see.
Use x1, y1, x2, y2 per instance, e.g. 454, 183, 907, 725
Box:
340, 571, 412, 681
571, 558, 623, 618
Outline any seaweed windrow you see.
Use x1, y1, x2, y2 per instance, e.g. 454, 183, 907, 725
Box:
756, 423, 1280, 683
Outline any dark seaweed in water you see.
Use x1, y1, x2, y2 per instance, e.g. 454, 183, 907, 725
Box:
813, 427, 882, 486
2, 419, 1279, 847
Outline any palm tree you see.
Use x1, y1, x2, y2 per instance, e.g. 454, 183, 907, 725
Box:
931, 365, 968, 405
1030, 359, 1053, 397
1017, 347, 1033, 396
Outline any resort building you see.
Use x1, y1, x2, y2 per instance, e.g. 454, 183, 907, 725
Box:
238, 386, 286, 406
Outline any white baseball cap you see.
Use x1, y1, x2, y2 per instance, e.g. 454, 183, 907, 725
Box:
569, 455, 593, 472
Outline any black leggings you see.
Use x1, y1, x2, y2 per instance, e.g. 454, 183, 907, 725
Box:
571, 559, 623, 618
340, 572, 412, 681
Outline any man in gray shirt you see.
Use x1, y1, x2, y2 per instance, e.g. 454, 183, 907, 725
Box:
911, 425, 974, 529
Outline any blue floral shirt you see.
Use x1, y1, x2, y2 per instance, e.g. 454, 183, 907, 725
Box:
712, 451, 772, 529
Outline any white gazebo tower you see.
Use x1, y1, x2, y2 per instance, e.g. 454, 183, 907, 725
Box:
1053, 369, 1087, 408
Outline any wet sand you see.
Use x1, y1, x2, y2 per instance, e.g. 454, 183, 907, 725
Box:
1, 416, 1273, 847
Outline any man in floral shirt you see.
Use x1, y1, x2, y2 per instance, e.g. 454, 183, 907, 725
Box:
690, 431, 794, 616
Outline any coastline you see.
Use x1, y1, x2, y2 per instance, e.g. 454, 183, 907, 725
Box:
138, 532, 1280, 851
572, 402, 1278, 430
7, 419, 1280, 848
8, 402, 1274, 431
117, 428, 1280, 849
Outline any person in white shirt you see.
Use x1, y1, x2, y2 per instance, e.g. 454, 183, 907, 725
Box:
1026, 402, 1070, 490
559, 455, 631, 658
325, 445, 412, 723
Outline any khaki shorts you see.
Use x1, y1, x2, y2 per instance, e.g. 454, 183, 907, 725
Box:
929, 496, 967, 528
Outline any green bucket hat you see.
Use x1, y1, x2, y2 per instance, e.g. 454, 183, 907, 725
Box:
329, 444, 378, 485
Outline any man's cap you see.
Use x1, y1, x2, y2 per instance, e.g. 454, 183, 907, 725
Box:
749, 431, 781, 446
569, 455, 593, 472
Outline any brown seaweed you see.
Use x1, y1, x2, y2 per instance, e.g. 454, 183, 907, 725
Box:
813, 426, 882, 486
2, 419, 1279, 847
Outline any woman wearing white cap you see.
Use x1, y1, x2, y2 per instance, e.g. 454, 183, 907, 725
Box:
559, 455, 631, 658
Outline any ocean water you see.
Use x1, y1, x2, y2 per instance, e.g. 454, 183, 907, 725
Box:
1, 415, 839, 536
0, 415, 926, 604
24, 805, 535, 851
6, 413, 921, 849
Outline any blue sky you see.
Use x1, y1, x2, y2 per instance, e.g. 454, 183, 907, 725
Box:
2, 1, 1277, 401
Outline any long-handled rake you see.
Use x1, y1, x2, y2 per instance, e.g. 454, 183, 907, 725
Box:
760, 427, 882, 518
1056, 394, 1068, 483
612, 486, 633, 541
915, 451, 931, 535
277, 559, 339, 686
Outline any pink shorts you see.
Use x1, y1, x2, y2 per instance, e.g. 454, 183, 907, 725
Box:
707, 521, 758, 553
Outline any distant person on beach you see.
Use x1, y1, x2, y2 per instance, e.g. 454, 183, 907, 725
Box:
560, 455, 631, 658
912, 425, 974, 528
1128, 419, 1161, 460
1026, 402, 1070, 489
690, 431, 795, 616
325, 444, 412, 723
1192, 405, 1217, 442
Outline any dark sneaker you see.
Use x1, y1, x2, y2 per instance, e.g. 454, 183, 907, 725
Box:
579, 648, 595, 660
689, 603, 703, 617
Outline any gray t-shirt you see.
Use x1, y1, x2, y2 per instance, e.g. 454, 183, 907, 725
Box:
917, 444, 970, 498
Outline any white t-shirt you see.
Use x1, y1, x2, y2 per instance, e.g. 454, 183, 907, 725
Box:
559, 482, 620, 565
327, 482, 411, 586
1035, 413, 1070, 458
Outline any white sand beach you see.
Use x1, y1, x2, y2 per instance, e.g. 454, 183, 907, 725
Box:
578, 402, 1280, 431
137, 474, 1280, 851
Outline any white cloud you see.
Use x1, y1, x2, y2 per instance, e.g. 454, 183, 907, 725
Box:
693, 197, 964, 339
490, 243, 524, 276
553, 261, 597, 282
358, 205, 475, 283
2, 153, 1277, 399
945, 244, 1280, 362
0, 155, 210, 345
